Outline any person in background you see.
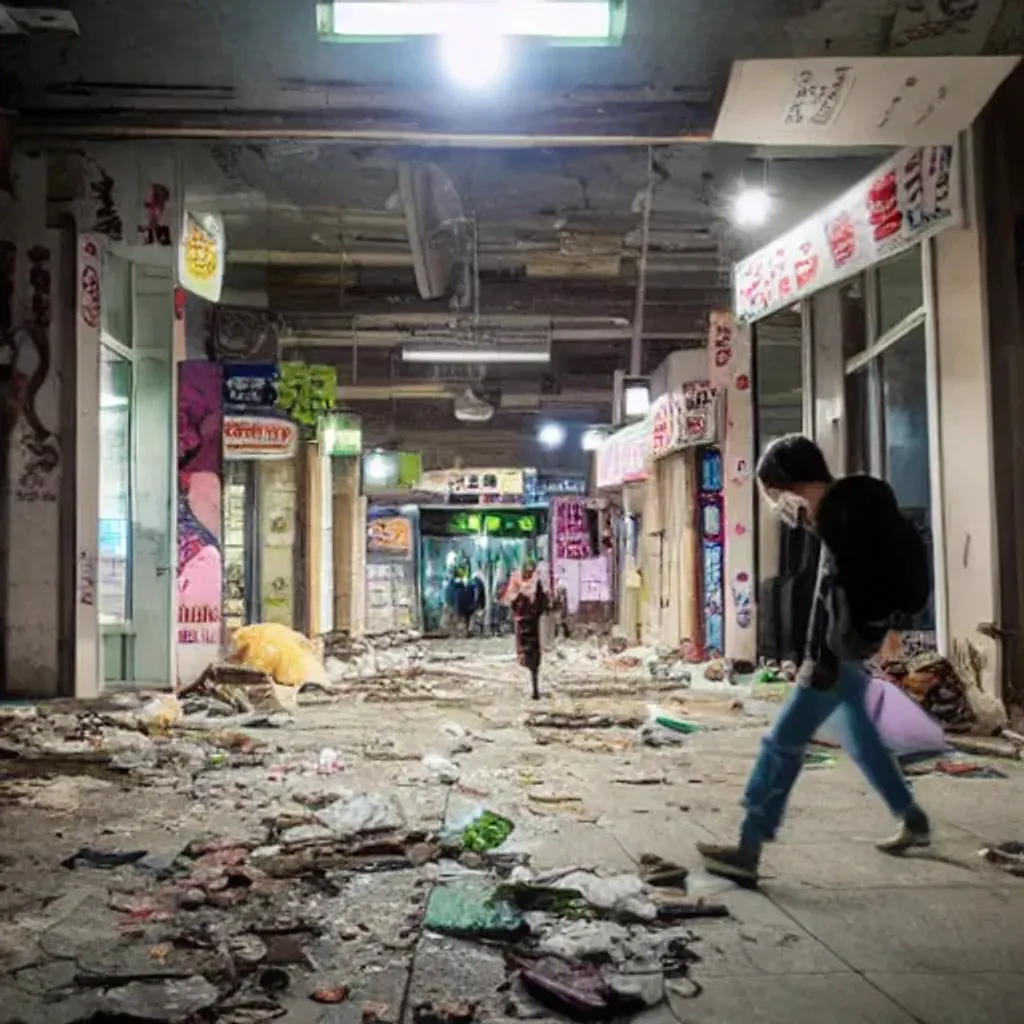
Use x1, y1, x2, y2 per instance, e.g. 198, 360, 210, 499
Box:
697, 434, 932, 885
502, 557, 549, 700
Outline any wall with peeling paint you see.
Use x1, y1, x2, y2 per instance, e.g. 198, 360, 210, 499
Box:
0, 152, 68, 697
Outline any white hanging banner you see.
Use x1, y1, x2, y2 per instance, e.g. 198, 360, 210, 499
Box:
713, 55, 1019, 147
732, 143, 962, 324
178, 210, 226, 303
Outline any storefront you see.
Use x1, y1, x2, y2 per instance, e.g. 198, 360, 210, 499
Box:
594, 419, 650, 643
735, 143, 962, 663
646, 380, 723, 654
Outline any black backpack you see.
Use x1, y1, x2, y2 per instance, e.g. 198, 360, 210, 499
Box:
887, 511, 931, 617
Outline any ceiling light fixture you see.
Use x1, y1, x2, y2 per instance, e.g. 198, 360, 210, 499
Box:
538, 421, 567, 450
320, 1, 615, 40
732, 187, 773, 229
402, 348, 550, 364
623, 382, 650, 418
581, 427, 607, 452
439, 24, 508, 89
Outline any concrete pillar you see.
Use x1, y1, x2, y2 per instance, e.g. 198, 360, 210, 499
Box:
3, 152, 67, 698
931, 131, 1001, 696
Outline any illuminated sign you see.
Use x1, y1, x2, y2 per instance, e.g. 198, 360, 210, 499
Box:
223, 415, 299, 460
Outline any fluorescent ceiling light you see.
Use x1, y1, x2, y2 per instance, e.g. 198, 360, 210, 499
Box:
623, 383, 650, 418
440, 26, 508, 88
402, 348, 551, 363
325, 1, 612, 39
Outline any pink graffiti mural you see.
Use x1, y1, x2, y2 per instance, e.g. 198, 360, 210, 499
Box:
177, 362, 223, 645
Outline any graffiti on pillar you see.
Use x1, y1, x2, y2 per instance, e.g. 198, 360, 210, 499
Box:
13, 244, 60, 503
88, 162, 124, 240
0, 241, 14, 375
140, 183, 172, 247
78, 551, 96, 607
177, 362, 223, 645
79, 241, 101, 328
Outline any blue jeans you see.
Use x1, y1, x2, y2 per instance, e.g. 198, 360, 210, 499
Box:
740, 660, 916, 852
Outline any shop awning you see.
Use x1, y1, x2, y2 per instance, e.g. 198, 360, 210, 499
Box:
712, 56, 1019, 148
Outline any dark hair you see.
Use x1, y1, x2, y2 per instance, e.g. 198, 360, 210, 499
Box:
756, 434, 833, 489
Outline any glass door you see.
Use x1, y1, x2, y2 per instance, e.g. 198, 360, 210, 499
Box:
98, 252, 175, 687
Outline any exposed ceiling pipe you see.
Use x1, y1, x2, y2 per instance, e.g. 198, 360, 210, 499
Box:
630, 145, 654, 377
227, 249, 414, 267
285, 327, 705, 348
337, 383, 613, 405
18, 119, 711, 148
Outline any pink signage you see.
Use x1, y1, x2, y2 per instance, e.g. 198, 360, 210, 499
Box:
733, 144, 960, 323
595, 421, 650, 489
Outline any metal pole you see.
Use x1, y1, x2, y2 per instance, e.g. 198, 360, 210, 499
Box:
630, 146, 654, 377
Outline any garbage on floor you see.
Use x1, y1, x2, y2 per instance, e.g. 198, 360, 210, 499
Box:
228, 622, 331, 687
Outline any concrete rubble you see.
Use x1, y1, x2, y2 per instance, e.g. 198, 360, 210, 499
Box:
2, 634, 1024, 1024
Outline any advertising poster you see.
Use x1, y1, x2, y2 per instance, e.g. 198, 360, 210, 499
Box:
178, 210, 225, 303
177, 361, 223, 647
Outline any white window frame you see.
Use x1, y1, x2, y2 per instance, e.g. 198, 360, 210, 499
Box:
841, 242, 947, 652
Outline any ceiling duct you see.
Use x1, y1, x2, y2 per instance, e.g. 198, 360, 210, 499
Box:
453, 388, 495, 424
401, 325, 552, 364
399, 162, 468, 301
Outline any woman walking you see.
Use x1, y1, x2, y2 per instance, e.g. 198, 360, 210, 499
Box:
502, 558, 549, 700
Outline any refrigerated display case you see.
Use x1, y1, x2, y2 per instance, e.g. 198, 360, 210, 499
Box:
418, 508, 545, 634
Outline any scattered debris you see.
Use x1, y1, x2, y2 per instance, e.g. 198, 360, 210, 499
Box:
981, 841, 1024, 877
932, 760, 1007, 779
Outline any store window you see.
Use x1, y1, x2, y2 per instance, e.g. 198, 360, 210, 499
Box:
842, 249, 934, 633
99, 345, 132, 626
98, 255, 176, 686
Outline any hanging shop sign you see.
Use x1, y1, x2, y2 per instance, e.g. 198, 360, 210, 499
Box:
649, 392, 682, 460
222, 362, 337, 434
367, 515, 413, 559
223, 415, 299, 460
362, 451, 423, 492
733, 143, 963, 324
712, 56, 1018, 148
319, 412, 362, 456
420, 467, 526, 503
595, 420, 649, 489
681, 381, 719, 446
223, 364, 279, 415
553, 497, 593, 561
275, 362, 337, 430
650, 382, 719, 458
178, 210, 225, 303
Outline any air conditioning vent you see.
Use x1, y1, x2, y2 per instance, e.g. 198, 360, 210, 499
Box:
453, 388, 494, 423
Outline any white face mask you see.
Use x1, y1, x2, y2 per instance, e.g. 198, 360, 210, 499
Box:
762, 487, 809, 528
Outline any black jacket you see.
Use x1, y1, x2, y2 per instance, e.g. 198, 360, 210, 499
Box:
804, 476, 905, 685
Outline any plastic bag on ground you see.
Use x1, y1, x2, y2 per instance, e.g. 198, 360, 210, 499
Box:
423, 878, 526, 939
815, 677, 949, 759
137, 694, 183, 731
227, 623, 329, 687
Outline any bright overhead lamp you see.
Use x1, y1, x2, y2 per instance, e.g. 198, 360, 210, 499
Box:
581, 427, 607, 451
623, 382, 650, 418
732, 187, 773, 229
440, 25, 508, 89
318, 1, 618, 40
402, 348, 551, 364
538, 421, 567, 450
